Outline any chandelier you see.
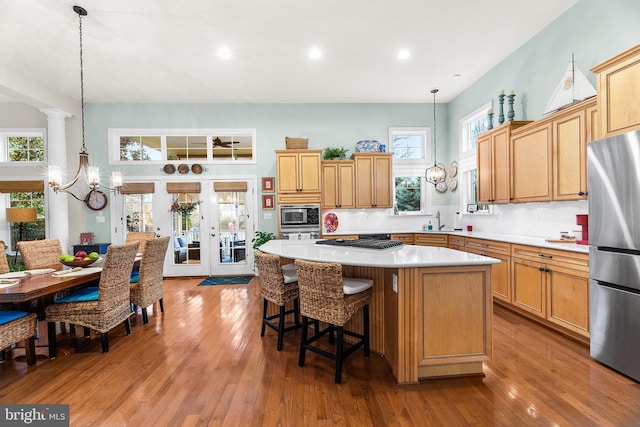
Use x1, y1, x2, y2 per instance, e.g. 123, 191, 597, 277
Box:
48, 6, 122, 200
425, 88, 447, 185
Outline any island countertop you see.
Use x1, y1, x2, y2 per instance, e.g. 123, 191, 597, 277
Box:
259, 239, 501, 268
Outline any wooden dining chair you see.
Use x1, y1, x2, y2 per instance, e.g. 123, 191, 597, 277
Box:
17, 238, 63, 271
125, 232, 156, 254
130, 236, 170, 324
0, 311, 37, 365
45, 242, 139, 357
255, 250, 301, 351
294, 259, 372, 384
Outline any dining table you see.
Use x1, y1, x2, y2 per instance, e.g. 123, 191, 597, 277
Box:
0, 268, 102, 303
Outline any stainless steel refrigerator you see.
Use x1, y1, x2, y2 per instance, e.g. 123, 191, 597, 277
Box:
588, 129, 640, 382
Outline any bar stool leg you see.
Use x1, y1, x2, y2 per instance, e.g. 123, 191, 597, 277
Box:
261, 299, 268, 337
363, 304, 370, 357
335, 326, 344, 384
299, 316, 309, 367
294, 298, 301, 325
277, 305, 286, 351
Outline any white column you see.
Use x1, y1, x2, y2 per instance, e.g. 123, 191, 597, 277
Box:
40, 108, 72, 253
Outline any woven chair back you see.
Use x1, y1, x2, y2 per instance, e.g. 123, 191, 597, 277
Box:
133, 236, 170, 307
17, 238, 63, 271
97, 242, 139, 310
125, 232, 156, 253
294, 259, 346, 325
0, 248, 9, 274
255, 251, 293, 306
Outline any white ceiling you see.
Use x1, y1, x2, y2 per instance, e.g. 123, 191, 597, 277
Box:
0, 0, 578, 105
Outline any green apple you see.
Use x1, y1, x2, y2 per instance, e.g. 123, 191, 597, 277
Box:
88, 252, 99, 260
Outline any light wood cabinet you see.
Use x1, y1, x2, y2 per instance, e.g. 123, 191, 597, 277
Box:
591, 43, 640, 138
510, 122, 553, 203
354, 153, 392, 208
391, 233, 414, 245
465, 238, 512, 303
414, 234, 448, 247
552, 98, 596, 200
321, 160, 355, 209
510, 244, 589, 337
477, 121, 530, 204
276, 150, 321, 204
448, 235, 465, 251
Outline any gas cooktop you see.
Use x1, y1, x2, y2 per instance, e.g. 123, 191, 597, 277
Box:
315, 238, 404, 250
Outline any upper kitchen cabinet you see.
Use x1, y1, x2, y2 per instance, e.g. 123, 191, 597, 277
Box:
552, 97, 596, 200
511, 121, 553, 203
276, 150, 322, 204
591, 43, 640, 139
477, 121, 530, 204
354, 153, 392, 208
321, 160, 355, 209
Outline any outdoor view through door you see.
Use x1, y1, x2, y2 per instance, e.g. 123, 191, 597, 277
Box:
171, 192, 201, 265
214, 182, 247, 269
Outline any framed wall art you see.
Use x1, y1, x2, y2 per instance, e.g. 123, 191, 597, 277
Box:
262, 194, 274, 210
262, 177, 275, 193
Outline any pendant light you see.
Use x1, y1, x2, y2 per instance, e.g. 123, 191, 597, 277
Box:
425, 88, 447, 185
48, 6, 122, 200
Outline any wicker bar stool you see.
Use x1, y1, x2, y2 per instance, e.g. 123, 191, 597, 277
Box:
294, 259, 372, 384
125, 232, 156, 254
45, 242, 139, 357
255, 251, 301, 351
130, 236, 170, 324
17, 238, 63, 271
0, 311, 37, 365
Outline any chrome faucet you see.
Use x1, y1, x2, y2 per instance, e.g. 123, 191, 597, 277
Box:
436, 211, 445, 230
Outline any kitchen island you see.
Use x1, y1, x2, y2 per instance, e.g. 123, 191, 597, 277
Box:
260, 239, 501, 384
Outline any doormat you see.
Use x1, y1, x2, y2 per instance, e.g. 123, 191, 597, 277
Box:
198, 276, 254, 286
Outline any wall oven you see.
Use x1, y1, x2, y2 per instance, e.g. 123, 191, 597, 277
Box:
279, 204, 320, 239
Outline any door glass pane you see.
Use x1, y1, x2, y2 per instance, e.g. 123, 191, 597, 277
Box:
217, 191, 246, 264
171, 193, 201, 265
125, 194, 154, 232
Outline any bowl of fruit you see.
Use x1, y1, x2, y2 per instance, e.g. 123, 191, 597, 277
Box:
59, 250, 101, 268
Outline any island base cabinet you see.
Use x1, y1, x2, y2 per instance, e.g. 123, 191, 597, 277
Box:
390, 265, 493, 384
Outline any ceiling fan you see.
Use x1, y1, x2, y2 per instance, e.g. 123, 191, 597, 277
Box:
212, 137, 239, 148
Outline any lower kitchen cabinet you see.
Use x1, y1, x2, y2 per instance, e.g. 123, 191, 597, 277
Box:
465, 238, 512, 303
391, 233, 414, 245
414, 234, 448, 247
510, 244, 589, 338
448, 235, 465, 251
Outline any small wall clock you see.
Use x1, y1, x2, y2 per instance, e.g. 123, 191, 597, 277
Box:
85, 189, 107, 211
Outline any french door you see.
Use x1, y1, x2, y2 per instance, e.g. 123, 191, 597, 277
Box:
111, 177, 256, 277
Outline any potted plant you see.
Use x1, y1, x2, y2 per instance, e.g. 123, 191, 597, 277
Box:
323, 147, 350, 160
252, 231, 277, 274
252, 231, 276, 250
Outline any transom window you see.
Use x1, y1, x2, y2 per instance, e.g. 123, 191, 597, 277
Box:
109, 129, 256, 164
0, 130, 45, 163
389, 127, 431, 214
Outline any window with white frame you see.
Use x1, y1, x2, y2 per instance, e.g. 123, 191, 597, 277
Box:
0, 129, 46, 163
389, 127, 431, 214
109, 128, 257, 164
458, 103, 491, 213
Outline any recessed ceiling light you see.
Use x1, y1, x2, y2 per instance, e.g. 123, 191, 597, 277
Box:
308, 47, 322, 60
398, 49, 411, 60
217, 47, 232, 59
452, 73, 462, 79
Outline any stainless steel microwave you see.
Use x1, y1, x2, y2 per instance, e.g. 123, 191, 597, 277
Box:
279, 205, 320, 227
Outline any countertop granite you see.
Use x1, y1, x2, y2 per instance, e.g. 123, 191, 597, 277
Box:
260, 239, 501, 268
321, 230, 590, 254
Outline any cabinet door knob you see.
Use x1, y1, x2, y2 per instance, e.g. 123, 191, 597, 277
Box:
538, 267, 545, 272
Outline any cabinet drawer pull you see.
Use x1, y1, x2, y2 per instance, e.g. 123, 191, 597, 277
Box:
481, 243, 489, 248
538, 254, 553, 259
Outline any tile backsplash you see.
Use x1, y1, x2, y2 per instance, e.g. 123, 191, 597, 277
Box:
321, 200, 588, 239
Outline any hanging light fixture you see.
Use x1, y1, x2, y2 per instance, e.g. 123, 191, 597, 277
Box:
48, 6, 122, 200
425, 88, 447, 186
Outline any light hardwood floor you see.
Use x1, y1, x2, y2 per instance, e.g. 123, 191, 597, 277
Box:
1, 276, 639, 426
